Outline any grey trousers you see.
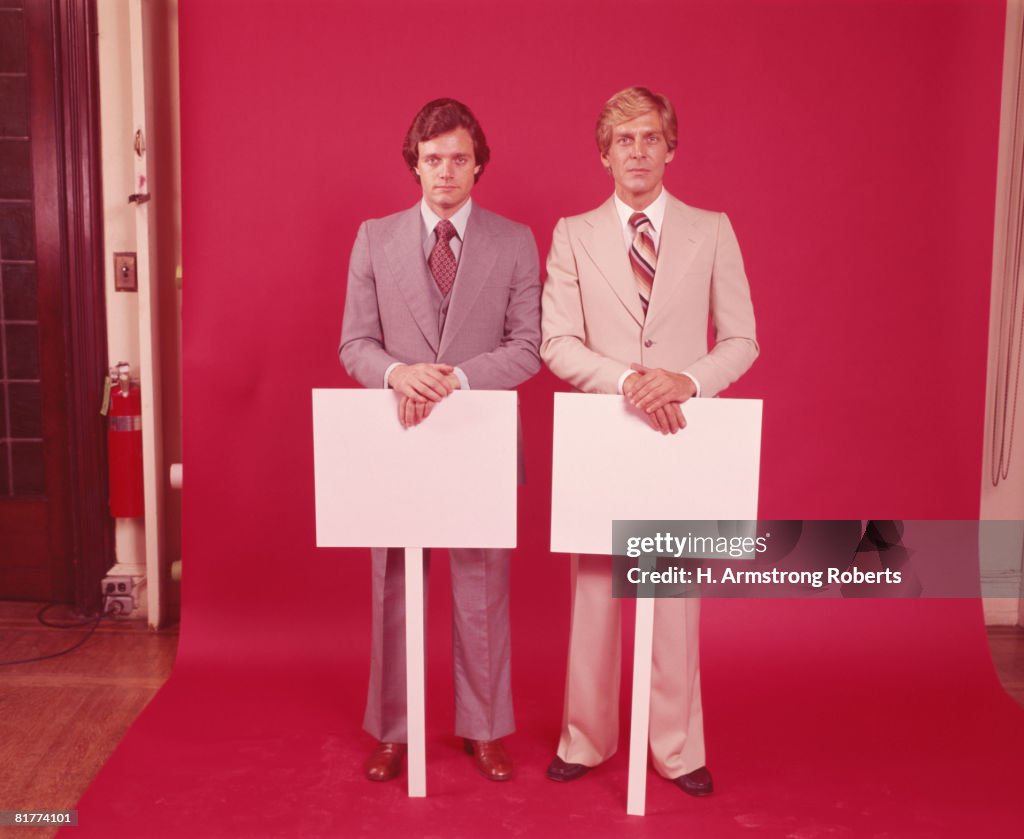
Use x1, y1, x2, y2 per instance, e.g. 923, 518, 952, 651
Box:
362, 546, 515, 743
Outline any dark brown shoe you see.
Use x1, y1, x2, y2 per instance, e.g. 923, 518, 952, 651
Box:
364, 741, 406, 782
463, 738, 513, 781
669, 765, 713, 796
546, 755, 592, 782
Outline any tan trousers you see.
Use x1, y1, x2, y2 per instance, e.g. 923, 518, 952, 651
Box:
556, 554, 705, 779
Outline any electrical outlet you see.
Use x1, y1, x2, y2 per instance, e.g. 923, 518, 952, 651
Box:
104, 595, 135, 618
101, 575, 136, 617
102, 575, 134, 597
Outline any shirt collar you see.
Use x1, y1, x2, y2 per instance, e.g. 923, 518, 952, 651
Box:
420, 197, 473, 241
613, 187, 667, 234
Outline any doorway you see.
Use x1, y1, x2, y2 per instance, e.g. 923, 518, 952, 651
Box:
0, 0, 111, 611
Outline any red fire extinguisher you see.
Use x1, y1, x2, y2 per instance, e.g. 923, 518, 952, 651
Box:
104, 362, 144, 518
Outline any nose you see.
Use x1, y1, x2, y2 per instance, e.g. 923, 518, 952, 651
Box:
440, 159, 455, 179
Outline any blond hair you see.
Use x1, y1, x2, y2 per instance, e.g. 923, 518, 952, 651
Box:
595, 86, 678, 155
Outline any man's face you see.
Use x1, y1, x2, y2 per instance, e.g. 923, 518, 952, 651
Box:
601, 111, 675, 208
415, 127, 481, 219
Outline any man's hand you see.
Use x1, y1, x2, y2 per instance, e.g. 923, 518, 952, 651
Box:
639, 402, 685, 434
388, 362, 455, 402
623, 369, 687, 434
398, 395, 434, 428
389, 364, 464, 428
627, 364, 696, 413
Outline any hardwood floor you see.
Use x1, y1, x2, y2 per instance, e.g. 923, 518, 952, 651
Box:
0, 601, 1021, 838
0, 601, 177, 839
987, 625, 1024, 706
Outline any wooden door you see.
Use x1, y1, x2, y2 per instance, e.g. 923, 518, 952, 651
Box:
0, 0, 108, 605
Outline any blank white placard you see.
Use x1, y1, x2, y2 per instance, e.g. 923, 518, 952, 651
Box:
312, 389, 517, 549
551, 393, 763, 555
550, 392, 762, 817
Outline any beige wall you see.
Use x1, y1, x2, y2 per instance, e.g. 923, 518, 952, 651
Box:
95, 0, 182, 622
981, 0, 1024, 626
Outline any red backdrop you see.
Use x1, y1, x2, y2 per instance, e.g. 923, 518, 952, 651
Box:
68, 1, 1024, 836
177, 0, 1003, 656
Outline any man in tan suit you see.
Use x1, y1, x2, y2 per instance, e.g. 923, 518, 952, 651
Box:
540, 86, 758, 796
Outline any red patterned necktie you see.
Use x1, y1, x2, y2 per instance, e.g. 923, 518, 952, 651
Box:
429, 219, 458, 295
629, 212, 657, 315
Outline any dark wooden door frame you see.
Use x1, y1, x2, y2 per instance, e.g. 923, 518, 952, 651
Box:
49, 0, 112, 614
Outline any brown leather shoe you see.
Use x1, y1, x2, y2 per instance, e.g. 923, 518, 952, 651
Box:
463, 738, 513, 781
546, 755, 592, 782
364, 741, 406, 782
669, 765, 714, 796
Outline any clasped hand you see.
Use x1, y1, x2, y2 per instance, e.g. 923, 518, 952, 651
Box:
622, 364, 696, 434
387, 362, 461, 428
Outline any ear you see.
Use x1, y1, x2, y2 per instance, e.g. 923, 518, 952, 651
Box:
474, 164, 482, 176
600, 151, 610, 171
665, 147, 676, 164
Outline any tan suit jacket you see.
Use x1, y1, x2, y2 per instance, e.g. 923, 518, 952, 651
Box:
540, 190, 757, 778
541, 192, 757, 395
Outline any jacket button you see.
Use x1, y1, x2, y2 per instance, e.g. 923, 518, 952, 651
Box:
644, 339, 654, 348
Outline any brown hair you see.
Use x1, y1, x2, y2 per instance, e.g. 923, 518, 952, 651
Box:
595, 86, 678, 155
402, 99, 490, 182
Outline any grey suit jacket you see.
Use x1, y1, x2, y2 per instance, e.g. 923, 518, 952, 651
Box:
340, 203, 541, 390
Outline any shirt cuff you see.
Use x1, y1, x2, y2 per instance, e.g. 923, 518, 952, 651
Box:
616, 369, 634, 394
383, 362, 402, 389
453, 366, 470, 391
681, 371, 701, 397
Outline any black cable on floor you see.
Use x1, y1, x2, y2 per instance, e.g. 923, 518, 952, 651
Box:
0, 602, 105, 666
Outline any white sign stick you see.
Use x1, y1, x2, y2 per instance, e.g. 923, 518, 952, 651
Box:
405, 547, 426, 798
626, 594, 655, 815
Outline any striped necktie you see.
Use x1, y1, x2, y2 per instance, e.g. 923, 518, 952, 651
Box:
629, 212, 656, 315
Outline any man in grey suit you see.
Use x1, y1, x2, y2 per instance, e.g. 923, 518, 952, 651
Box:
339, 98, 541, 783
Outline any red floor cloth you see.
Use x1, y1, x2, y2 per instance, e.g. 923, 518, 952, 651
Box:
66, 591, 1024, 838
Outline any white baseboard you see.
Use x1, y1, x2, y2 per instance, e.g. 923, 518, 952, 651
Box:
984, 598, 1021, 626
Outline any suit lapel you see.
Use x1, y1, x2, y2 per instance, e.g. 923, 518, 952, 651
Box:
382, 205, 440, 354
645, 195, 702, 329
438, 206, 498, 358
578, 198, 645, 328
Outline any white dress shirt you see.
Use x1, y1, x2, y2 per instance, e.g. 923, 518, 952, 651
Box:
611, 188, 701, 398
420, 197, 471, 261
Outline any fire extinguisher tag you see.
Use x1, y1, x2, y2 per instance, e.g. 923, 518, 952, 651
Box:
109, 415, 142, 431
100, 376, 112, 416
